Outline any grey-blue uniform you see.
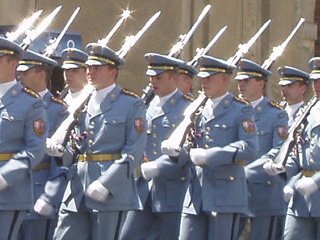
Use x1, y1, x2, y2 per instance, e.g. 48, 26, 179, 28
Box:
53, 43, 146, 240
281, 57, 320, 240
178, 56, 258, 240
119, 53, 192, 240
0, 37, 48, 240
235, 59, 289, 240
16, 49, 69, 240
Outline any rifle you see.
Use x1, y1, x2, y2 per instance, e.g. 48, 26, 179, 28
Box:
262, 18, 305, 70
273, 97, 318, 170
141, 4, 211, 105
20, 6, 62, 51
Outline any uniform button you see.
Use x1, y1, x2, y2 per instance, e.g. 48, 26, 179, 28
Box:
89, 131, 94, 135
181, 177, 186, 181
229, 176, 234, 181
204, 144, 209, 149
153, 133, 157, 138
260, 130, 264, 135
112, 120, 117, 124
205, 135, 210, 141
90, 121, 95, 126
310, 149, 314, 155
152, 124, 157, 129
172, 124, 176, 128
312, 132, 316, 137
153, 142, 157, 147
310, 159, 315, 164
206, 127, 211, 131
9, 116, 15, 120
153, 150, 157, 155
88, 139, 93, 144
267, 180, 272, 185
222, 124, 227, 129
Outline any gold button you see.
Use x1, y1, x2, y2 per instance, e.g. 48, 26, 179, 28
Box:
153, 142, 157, 147
267, 180, 272, 185
206, 127, 211, 131
310, 159, 315, 164
204, 144, 209, 149
153, 133, 157, 138
205, 135, 210, 141
9, 116, 15, 120
222, 124, 227, 129
257, 106, 262, 112
112, 120, 117, 124
260, 130, 264, 135
172, 124, 176, 128
153, 150, 157, 155
88, 139, 93, 144
170, 99, 176, 104
89, 131, 94, 135
90, 121, 95, 126
224, 100, 230, 104
152, 124, 157, 129
310, 149, 314, 155
312, 132, 316, 137
111, 94, 116, 99
229, 176, 234, 181
11, 90, 17, 95
181, 177, 186, 181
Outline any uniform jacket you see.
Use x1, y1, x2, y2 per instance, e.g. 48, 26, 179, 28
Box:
244, 97, 288, 216
0, 82, 48, 210
61, 85, 147, 212
181, 93, 258, 215
137, 90, 192, 212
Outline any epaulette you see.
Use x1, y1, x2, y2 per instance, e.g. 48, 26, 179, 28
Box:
184, 94, 195, 102
122, 88, 139, 98
51, 96, 68, 106
23, 87, 40, 98
234, 95, 249, 105
269, 100, 284, 110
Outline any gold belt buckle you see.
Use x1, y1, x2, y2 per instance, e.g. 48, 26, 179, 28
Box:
86, 154, 93, 161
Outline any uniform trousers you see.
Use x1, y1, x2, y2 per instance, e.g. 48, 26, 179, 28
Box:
0, 210, 27, 240
284, 214, 320, 240
18, 218, 52, 240
179, 211, 240, 240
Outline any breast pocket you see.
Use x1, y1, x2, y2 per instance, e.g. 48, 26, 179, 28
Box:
103, 116, 126, 142
0, 112, 24, 140
211, 120, 235, 143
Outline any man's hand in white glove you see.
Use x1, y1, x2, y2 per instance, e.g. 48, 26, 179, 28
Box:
283, 185, 294, 202
161, 140, 181, 157
0, 174, 8, 191
85, 180, 110, 202
46, 138, 65, 157
295, 177, 319, 197
263, 159, 284, 176
141, 161, 159, 181
190, 148, 207, 166
34, 198, 54, 216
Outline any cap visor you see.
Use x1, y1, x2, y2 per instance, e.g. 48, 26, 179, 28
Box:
17, 65, 34, 72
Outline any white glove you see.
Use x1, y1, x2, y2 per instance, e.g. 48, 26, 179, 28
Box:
190, 148, 207, 166
161, 140, 181, 157
263, 159, 284, 176
34, 198, 54, 216
295, 177, 319, 197
141, 161, 159, 180
0, 174, 8, 191
85, 180, 110, 202
283, 185, 294, 202
46, 138, 65, 157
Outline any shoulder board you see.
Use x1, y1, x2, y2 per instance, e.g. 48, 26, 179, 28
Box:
122, 88, 139, 98
23, 87, 40, 98
51, 96, 68, 106
269, 101, 284, 110
183, 94, 195, 102
234, 95, 249, 105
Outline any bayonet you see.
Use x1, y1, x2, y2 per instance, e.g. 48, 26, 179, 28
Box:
261, 18, 305, 69
168, 4, 211, 58
20, 5, 62, 51
44, 7, 80, 57
6, 10, 43, 42
98, 9, 131, 46
227, 19, 271, 65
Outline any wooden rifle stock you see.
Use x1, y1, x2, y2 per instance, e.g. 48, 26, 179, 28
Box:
273, 97, 318, 169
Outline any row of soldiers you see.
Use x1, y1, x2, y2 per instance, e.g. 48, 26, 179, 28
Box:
0, 25, 318, 240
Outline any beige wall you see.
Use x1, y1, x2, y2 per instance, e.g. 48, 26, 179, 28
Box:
0, 0, 317, 100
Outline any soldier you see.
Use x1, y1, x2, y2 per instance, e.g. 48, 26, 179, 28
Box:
59, 48, 88, 105
163, 55, 258, 240
176, 60, 197, 97
16, 49, 68, 240
119, 53, 192, 240
53, 43, 147, 240
235, 59, 288, 240
0, 37, 48, 240
277, 66, 309, 126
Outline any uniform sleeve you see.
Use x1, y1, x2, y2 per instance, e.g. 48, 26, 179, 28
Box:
272, 111, 288, 147
205, 104, 258, 168
98, 99, 147, 195
0, 99, 48, 186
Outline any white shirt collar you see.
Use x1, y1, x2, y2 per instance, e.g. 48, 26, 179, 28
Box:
285, 101, 304, 118
39, 89, 49, 98
208, 92, 229, 110
0, 79, 17, 99
251, 96, 264, 109
154, 88, 178, 108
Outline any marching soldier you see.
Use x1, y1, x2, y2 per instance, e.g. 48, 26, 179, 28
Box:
263, 57, 320, 240
163, 55, 258, 240
176, 60, 197, 97
277, 66, 309, 126
235, 59, 288, 240
53, 43, 147, 240
59, 48, 88, 105
120, 53, 192, 240
16, 49, 68, 240
0, 37, 48, 240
